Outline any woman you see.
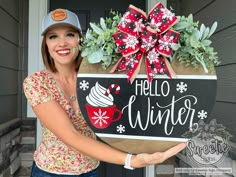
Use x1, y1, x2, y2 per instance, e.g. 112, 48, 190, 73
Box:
23, 8, 186, 177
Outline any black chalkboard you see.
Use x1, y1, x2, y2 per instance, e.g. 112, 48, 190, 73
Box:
77, 74, 217, 141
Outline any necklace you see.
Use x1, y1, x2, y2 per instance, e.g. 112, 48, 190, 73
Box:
69, 95, 77, 102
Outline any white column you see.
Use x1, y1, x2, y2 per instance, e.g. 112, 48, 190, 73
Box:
28, 0, 49, 147
147, 0, 167, 11
145, 1, 167, 177
145, 164, 156, 177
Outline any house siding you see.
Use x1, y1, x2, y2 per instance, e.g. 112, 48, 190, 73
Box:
175, 0, 236, 176
179, 0, 236, 143
0, 0, 28, 123
0, 1, 19, 124
0, 0, 29, 176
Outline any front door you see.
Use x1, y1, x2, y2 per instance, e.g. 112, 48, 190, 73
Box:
49, 1, 145, 177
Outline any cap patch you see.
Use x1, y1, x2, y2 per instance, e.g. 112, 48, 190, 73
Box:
51, 9, 67, 21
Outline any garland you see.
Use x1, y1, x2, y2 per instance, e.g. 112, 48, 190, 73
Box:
81, 3, 219, 82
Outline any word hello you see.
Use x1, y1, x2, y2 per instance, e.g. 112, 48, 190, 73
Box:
135, 79, 170, 97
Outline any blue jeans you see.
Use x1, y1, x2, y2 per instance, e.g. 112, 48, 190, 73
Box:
30, 162, 98, 177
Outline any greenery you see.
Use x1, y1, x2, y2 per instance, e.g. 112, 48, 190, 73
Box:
81, 11, 122, 69
171, 14, 220, 73
182, 119, 232, 141
81, 11, 220, 72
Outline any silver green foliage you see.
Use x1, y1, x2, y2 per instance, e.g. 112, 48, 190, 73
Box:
171, 14, 220, 72
81, 11, 122, 69
81, 12, 220, 72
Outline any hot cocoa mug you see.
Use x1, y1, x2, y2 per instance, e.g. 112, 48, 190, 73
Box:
85, 103, 122, 129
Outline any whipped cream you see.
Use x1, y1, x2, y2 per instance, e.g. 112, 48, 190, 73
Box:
86, 82, 114, 107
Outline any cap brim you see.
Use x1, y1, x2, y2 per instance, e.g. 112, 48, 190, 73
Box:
41, 23, 81, 36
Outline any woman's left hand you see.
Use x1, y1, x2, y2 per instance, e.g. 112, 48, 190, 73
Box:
131, 142, 187, 168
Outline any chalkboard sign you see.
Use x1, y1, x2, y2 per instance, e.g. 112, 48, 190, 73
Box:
77, 74, 217, 153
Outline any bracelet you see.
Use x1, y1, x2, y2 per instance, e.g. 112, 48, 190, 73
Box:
124, 153, 135, 170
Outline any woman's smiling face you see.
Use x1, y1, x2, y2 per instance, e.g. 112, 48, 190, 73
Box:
45, 25, 80, 68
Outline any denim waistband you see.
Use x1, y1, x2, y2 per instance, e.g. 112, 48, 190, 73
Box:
30, 162, 98, 177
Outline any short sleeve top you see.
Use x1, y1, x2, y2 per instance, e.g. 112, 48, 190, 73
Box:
23, 70, 99, 175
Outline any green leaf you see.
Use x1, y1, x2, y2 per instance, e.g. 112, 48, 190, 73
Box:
199, 24, 206, 40
87, 50, 104, 63
100, 18, 107, 31
102, 55, 112, 66
195, 56, 209, 73
85, 30, 95, 40
187, 14, 193, 23
193, 30, 201, 40
81, 48, 90, 57
202, 27, 210, 40
174, 21, 189, 30
207, 21, 218, 38
201, 39, 212, 46
171, 43, 181, 50
190, 34, 198, 48
90, 23, 104, 35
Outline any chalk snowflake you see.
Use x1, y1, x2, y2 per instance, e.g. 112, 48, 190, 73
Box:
176, 82, 187, 93
79, 80, 89, 91
117, 124, 125, 134
92, 109, 110, 127
198, 110, 208, 120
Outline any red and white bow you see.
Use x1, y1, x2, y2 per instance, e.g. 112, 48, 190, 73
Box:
112, 3, 180, 83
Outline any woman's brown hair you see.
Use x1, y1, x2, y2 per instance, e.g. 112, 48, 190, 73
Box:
41, 30, 83, 73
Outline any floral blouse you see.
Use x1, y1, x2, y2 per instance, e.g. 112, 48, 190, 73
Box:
23, 70, 99, 175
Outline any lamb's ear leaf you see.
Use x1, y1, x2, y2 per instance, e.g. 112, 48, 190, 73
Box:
100, 18, 107, 31
87, 49, 104, 63
199, 24, 206, 40
207, 22, 218, 38
90, 23, 104, 35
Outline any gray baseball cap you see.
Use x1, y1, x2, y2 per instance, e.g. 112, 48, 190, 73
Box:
41, 9, 82, 36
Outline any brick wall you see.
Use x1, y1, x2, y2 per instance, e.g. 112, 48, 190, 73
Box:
0, 118, 36, 177
18, 118, 36, 177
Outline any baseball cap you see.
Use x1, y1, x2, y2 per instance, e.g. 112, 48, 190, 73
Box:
41, 9, 82, 36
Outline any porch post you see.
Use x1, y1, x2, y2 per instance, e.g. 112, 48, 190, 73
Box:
145, 0, 167, 176
147, 0, 167, 11
28, 0, 49, 146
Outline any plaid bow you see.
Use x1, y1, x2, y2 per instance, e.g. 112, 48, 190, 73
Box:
112, 3, 180, 83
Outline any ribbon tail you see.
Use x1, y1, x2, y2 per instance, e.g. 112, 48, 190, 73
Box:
129, 54, 143, 84
126, 52, 143, 84
145, 51, 176, 82
145, 57, 153, 83
110, 57, 126, 73
164, 57, 176, 78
